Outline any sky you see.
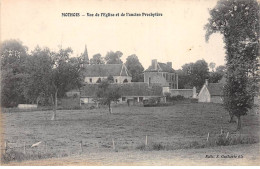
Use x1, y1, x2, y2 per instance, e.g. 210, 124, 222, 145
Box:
1, 0, 226, 70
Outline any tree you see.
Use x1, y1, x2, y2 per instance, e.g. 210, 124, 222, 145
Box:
209, 71, 223, 83
1, 39, 28, 107
96, 80, 121, 113
125, 54, 144, 82
50, 48, 84, 120
209, 65, 226, 83
90, 53, 105, 64
209, 62, 216, 72
179, 60, 209, 91
216, 65, 226, 75
22, 46, 53, 106
205, 0, 259, 130
105, 51, 123, 64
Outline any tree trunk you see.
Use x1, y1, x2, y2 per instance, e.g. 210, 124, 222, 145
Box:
51, 90, 58, 121
108, 102, 111, 114
229, 113, 236, 123
236, 115, 242, 131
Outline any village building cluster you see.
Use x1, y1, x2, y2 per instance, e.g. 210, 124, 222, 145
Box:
67, 46, 225, 105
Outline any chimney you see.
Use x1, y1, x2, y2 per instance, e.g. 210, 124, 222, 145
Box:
152, 59, 158, 70
205, 79, 209, 86
167, 62, 172, 68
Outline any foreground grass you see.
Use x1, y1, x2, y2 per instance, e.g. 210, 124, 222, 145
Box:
4, 143, 260, 166
1, 103, 259, 163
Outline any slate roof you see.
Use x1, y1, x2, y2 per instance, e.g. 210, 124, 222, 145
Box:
80, 83, 162, 97
207, 83, 224, 96
119, 83, 162, 96
219, 76, 226, 84
83, 64, 129, 77
145, 62, 175, 73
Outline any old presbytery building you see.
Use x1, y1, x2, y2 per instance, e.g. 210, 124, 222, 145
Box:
144, 59, 178, 89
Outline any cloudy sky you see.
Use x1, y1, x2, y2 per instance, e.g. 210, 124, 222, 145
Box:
1, 0, 226, 69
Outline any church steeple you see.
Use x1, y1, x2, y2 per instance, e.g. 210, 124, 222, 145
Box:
83, 45, 89, 66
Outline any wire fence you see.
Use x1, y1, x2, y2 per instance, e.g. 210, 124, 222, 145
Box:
1, 131, 258, 163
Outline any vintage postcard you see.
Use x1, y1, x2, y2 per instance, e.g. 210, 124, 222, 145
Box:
1, 0, 259, 166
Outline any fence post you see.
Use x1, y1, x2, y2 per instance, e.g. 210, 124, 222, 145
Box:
80, 141, 83, 153
45, 142, 47, 153
112, 138, 115, 150
4, 140, 8, 154
145, 135, 148, 146
23, 142, 26, 154
226, 132, 229, 139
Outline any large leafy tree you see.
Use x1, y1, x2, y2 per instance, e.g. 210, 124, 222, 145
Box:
125, 54, 144, 82
209, 65, 226, 83
50, 48, 84, 120
1, 40, 28, 107
90, 53, 105, 64
96, 80, 121, 114
20, 46, 83, 119
205, 0, 259, 130
22, 46, 53, 105
178, 60, 209, 91
105, 51, 123, 64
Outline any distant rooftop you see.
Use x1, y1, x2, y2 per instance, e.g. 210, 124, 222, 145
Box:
207, 83, 224, 96
145, 60, 175, 73
83, 64, 130, 77
80, 82, 162, 97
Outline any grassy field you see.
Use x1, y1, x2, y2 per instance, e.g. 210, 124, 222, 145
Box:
1, 103, 259, 163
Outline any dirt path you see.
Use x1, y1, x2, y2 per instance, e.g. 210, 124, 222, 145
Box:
5, 143, 260, 166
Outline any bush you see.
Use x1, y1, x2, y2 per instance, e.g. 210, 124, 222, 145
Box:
1, 150, 60, 164
166, 95, 185, 102
136, 142, 165, 151
152, 143, 165, 151
143, 97, 161, 107
215, 135, 230, 146
207, 134, 259, 147
1, 150, 26, 163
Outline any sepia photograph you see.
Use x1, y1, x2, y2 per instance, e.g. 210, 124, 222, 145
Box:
0, 0, 259, 166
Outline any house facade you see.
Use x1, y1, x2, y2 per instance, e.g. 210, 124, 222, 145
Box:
80, 83, 162, 104
198, 79, 225, 103
144, 59, 178, 89
84, 64, 132, 84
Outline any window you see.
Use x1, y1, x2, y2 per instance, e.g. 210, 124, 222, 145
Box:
122, 97, 126, 101
123, 79, 128, 83
90, 78, 92, 83
139, 97, 143, 102
115, 79, 118, 83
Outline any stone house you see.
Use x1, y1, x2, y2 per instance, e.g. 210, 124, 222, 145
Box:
144, 59, 178, 89
84, 64, 132, 84
198, 79, 225, 103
